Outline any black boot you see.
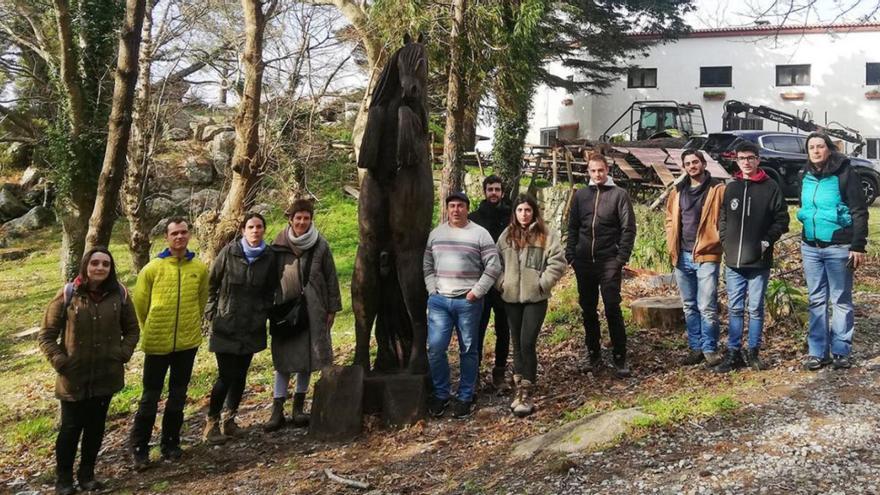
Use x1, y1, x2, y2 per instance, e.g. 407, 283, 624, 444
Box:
291, 393, 309, 428
579, 350, 603, 373
263, 398, 286, 432
612, 353, 631, 378
129, 412, 155, 471
77, 465, 105, 491
55, 469, 75, 495
160, 410, 184, 460
745, 348, 765, 371
713, 349, 745, 373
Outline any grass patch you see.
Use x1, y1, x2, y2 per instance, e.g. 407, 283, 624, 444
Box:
632, 392, 739, 429
6, 414, 55, 449
561, 401, 598, 422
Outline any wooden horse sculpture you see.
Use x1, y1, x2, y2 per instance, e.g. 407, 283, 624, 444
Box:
352, 34, 432, 374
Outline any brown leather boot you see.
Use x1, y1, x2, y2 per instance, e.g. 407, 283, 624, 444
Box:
291, 393, 309, 428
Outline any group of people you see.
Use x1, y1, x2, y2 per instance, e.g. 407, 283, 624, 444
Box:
665, 133, 867, 373
36, 131, 866, 494
39, 199, 341, 494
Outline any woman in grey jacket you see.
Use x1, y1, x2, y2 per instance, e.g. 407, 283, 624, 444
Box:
496, 194, 566, 417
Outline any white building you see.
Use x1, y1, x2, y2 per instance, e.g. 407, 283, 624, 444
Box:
528, 22, 880, 161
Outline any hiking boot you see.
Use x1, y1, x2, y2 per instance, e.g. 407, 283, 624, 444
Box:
160, 445, 183, 461
803, 356, 824, 371
77, 466, 104, 492
612, 354, 631, 378
264, 398, 286, 432
79, 478, 105, 492
832, 354, 853, 370
492, 366, 511, 394
513, 379, 534, 418
680, 350, 705, 366
202, 415, 228, 444
451, 398, 475, 419
703, 351, 723, 367
745, 348, 765, 371
291, 393, 310, 428
131, 448, 150, 471
579, 352, 603, 374
221, 410, 241, 437
56, 470, 75, 495
510, 374, 523, 412
713, 349, 745, 373
428, 396, 450, 418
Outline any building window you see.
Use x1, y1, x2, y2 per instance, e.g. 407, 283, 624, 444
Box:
868, 63, 880, 85
776, 64, 810, 86
700, 66, 732, 87
627, 68, 657, 88
540, 127, 558, 147
867, 138, 879, 160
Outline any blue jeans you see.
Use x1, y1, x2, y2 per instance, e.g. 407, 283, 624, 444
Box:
427, 294, 484, 402
725, 266, 770, 351
673, 252, 720, 352
801, 243, 854, 358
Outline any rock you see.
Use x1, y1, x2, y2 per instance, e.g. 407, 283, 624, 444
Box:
1, 205, 55, 237
4, 142, 32, 169
150, 217, 170, 238
165, 127, 191, 141
170, 187, 193, 205
182, 188, 221, 215
251, 203, 271, 215
189, 117, 214, 141
18, 166, 42, 190
309, 365, 365, 442
0, 186, 28, 222
211, 131, 236, 176
183, 156, 215, 185
0, 247, 34, 261
511, 407, 654, 460
145, 196, 178, 220
630, 296, 684, 331
202, 124, 234, 142
22, 185, 49, 208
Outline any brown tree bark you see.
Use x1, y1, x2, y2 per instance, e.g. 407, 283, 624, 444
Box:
85, 0, 148, 251
200, 0, 277, 263
52, 0, 86, 137
123, 0, 157, 273
439, 0, 467, 221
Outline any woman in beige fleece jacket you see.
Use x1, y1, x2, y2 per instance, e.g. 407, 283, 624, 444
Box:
496, 194, 566, 417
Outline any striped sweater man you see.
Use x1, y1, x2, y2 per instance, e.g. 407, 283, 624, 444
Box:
423, 221, 502, 298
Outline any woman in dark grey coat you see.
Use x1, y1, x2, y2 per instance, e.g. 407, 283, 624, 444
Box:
203, 212, 277, 443
264, 199, 342, 431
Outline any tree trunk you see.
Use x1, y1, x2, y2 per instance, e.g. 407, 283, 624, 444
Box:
439, 0, 467, 220
85, 0, 147, 251
52, 0, 86, 138
201, 0, 274, 263
59, 194, 92, 280
123, 0, 156, 272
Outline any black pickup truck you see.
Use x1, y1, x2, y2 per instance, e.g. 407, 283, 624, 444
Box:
687, 130, 880, 205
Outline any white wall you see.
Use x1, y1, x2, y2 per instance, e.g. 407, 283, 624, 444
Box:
528, 29, 880, 150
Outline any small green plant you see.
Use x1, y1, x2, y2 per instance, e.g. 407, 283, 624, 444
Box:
633, 392, 739, 428
765, 279, 807, 327
629, 204, 669, 273
561, 402, 598, 422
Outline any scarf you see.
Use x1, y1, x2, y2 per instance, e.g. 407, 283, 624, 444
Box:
240, 238, 267, 264
286, 224, 319, 252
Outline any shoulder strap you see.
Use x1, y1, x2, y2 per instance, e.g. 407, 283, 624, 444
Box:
118, 284, 129, 305
300, 247, 317, 291
62, 283, 75, 312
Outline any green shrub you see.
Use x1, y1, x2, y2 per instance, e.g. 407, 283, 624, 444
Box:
629, 204, 669, 272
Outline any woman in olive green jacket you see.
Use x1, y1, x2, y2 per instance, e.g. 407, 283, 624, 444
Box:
39, 247, 140, 494
495, 194, 565, 418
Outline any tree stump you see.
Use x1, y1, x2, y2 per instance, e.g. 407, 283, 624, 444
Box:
630, 296, 684, 330
309, 365, 364, 442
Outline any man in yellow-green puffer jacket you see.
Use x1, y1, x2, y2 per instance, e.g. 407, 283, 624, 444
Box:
128, 217, 209, 469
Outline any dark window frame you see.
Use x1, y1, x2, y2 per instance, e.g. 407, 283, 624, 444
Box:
867, 63, 880, 85
868, 138, 879, 160
700, 66, 732, 88
776, 64, 811, 87
627, 68, 657, 89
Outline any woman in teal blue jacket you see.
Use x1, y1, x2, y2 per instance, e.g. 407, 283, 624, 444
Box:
798, 132, 868, 371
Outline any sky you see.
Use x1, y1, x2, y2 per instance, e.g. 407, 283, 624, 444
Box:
685, 0, 880, 29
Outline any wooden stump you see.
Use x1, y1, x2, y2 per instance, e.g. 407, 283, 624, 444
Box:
309, 365, 364, 442
630, 296, 684, 330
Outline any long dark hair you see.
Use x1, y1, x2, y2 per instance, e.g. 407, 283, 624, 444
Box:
77, 246, 120, 292
506, 194, 548, 249
804, 132, 838, 164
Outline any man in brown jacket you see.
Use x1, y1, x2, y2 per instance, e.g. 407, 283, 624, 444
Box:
665, 149, 725, 367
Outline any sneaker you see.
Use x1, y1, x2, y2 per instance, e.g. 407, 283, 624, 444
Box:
803, 356, 824, 371
428, 396, 450, 418
161, 445, 183, 461
612, 354, 631, 378
712, 349, 745, 373
703, 351, 723, 367
832, 354, 852, 369
451, 398, 475, 419
680, 350, 705, 366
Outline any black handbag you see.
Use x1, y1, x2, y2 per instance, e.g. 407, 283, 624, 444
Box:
270, 248, 314, 336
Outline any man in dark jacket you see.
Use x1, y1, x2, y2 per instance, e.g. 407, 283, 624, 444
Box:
566, 153, 637, 378
468, 175, 512, 390
716, 141, 789, 373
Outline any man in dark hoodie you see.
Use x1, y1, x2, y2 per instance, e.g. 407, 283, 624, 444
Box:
716, 141, 789, 373
566, 153, 637, 378
468, 175, 512, 391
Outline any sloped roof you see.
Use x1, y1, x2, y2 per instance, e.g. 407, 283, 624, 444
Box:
632, 22, 880, 40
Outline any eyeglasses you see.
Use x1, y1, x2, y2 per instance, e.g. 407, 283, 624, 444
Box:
736, 156, 759, 162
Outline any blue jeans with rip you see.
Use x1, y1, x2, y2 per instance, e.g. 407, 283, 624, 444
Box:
427, 293, 484, 403
725, 266, 770, 351
673, 252, 720, 352
801, 243, 854, 358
